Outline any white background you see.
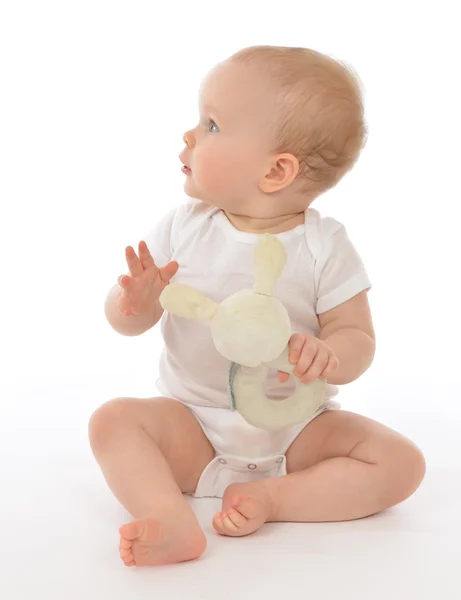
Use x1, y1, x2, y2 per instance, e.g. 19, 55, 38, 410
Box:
1, 1, 460, 598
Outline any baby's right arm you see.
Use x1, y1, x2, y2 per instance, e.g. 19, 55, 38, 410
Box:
104, 240, 178, 336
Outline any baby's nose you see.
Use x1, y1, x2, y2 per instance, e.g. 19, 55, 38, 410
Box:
183, 130, 195, 149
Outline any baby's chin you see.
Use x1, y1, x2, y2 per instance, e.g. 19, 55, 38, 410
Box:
183, 187, 214, 208
182, 184, 234, 212
183, 180, 279, 219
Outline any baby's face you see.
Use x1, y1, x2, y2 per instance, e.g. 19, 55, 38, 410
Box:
180, 61, 278, 214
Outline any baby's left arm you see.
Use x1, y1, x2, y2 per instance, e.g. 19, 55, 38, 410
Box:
279, 290, 375, 386
318, 290, 375, 385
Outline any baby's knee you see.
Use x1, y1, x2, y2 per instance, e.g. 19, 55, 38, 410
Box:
388, 438, 426, 504
88, 397, 136, 452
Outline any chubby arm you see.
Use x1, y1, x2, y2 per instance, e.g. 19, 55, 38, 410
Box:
318, 290, 375, 385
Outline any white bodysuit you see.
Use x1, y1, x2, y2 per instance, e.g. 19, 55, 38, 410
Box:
145, 200, 371, 498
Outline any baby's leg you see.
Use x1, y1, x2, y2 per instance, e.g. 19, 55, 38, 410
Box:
214, 411, 426, 536
89, 397, 214, 566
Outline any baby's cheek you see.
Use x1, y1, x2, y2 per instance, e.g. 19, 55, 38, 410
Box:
196, 149, 235, 191
195, 147, 220, 178
194, 140, 258, 200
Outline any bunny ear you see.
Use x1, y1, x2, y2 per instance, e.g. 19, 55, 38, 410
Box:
159, 284, 218, 322
253, 234, 287, 296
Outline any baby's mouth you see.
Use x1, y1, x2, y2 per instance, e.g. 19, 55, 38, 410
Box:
181, 165, 192, 175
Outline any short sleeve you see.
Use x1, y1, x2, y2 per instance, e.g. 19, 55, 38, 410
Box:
142, 208, 178, 267
316, 224, 371, 314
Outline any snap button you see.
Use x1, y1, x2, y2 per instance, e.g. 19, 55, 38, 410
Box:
276, 457, 284, 464
218, 458, 227, 465
247, 463, 257, 470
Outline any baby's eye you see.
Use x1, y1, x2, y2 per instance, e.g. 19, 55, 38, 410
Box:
208, 120, 220, 133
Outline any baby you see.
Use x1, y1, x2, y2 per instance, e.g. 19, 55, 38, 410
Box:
89, 46, 426, 568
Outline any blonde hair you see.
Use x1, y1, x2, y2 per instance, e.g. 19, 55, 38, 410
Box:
231, 46, 367, 194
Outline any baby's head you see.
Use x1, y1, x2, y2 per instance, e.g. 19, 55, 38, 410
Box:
180, 46, 366, 219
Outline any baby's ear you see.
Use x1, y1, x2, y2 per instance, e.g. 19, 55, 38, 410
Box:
160, 284, 218, 322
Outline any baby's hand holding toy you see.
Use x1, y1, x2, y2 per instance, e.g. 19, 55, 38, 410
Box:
278, 333, 339, 384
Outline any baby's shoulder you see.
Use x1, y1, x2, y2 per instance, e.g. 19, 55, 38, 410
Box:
305, 208, 347, 260
307, 208, 344, 239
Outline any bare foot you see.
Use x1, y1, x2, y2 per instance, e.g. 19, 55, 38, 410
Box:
212, 481, 275, 537
119, 512, 206, 567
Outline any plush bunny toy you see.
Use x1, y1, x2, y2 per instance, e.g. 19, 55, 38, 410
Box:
159, 234, 326, 431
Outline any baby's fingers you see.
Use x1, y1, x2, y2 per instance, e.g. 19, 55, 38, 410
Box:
324, 355, 339, 375
288, 334, 306, 365
293, 342, 317, 377
278, 371, 290, 383
116, 288, 133, 316
125, 246, 143, 277
118, 274, 132, 290
159, 261, 179, 284
138, 241, 155, 269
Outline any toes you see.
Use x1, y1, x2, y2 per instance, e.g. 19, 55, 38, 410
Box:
212, 512, 232, 535
124, 560, 136, 567
119, 548, 132, 559
119, 538, 132, 550
212, 512, 225, 534
212, 511, 242, 535
119, 519, 144, 541
225, 507, 247, 528
220, 512, 240, 533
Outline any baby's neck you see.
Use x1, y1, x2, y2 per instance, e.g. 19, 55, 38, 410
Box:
224, 211, 305, 234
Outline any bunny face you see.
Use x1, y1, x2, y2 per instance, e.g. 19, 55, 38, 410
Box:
210, 289, 291, 367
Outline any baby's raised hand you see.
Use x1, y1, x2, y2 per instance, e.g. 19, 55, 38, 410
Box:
117, 241, 178, 317
278, 333, 339, 384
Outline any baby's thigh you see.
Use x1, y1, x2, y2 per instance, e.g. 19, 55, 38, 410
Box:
285, 409, 425, 476
89, 396, 215, 493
